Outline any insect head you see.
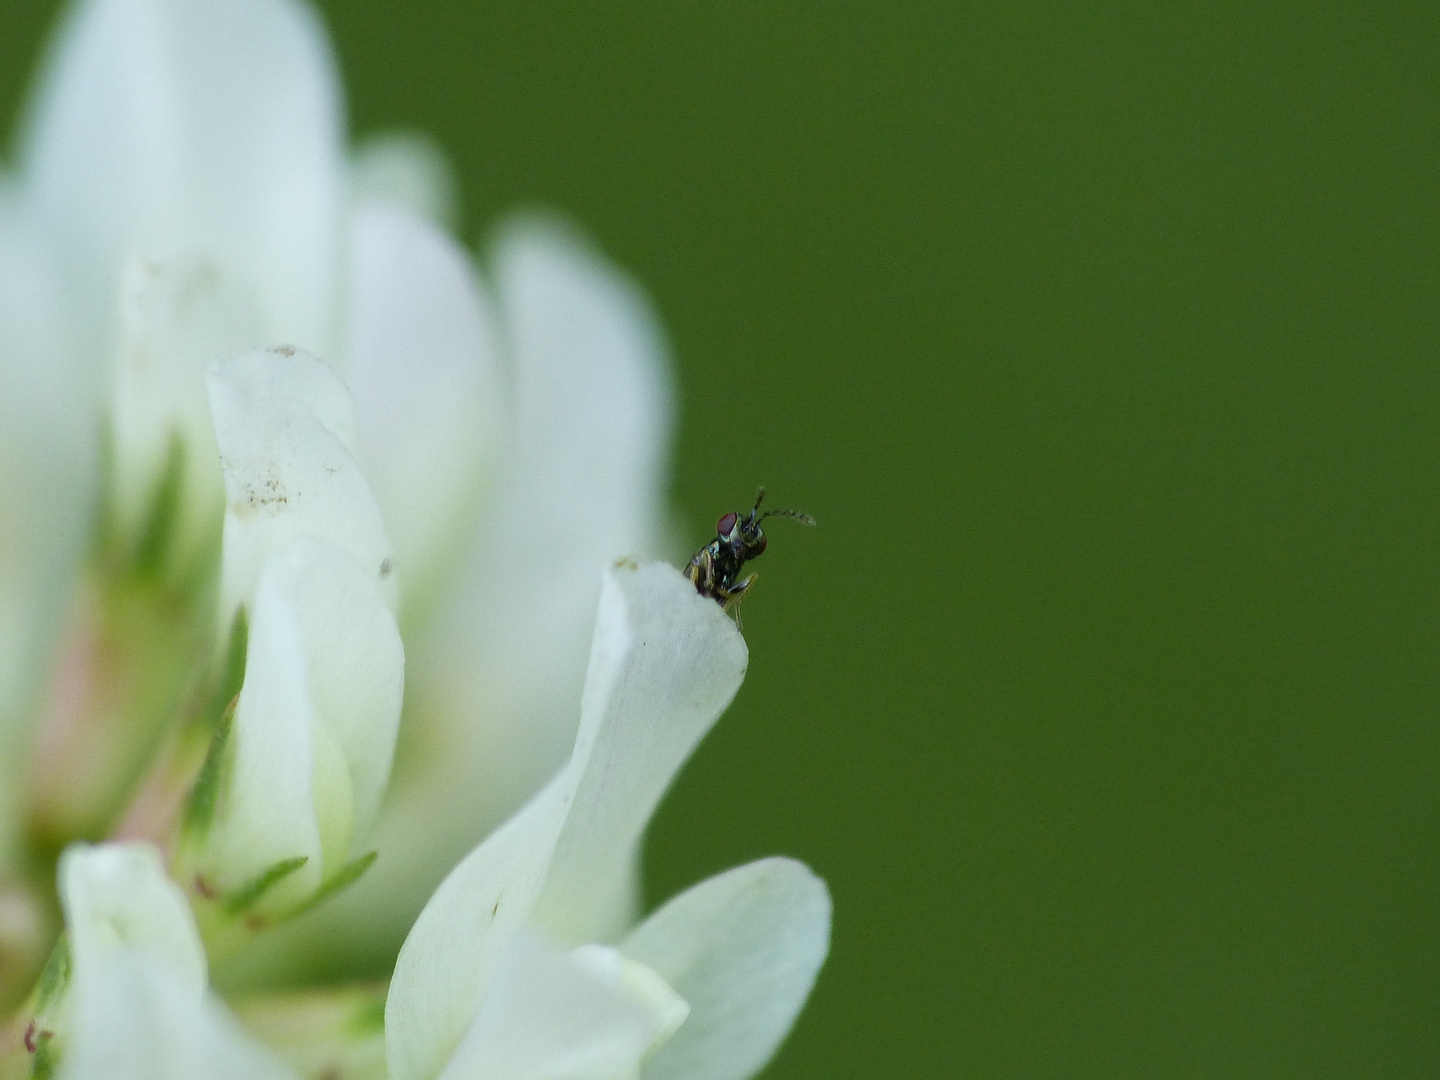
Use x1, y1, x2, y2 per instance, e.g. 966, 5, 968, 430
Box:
685, 487, 815, 623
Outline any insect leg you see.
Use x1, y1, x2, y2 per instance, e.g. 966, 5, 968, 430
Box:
685, 548, 717, 596
723, 573, 757, 630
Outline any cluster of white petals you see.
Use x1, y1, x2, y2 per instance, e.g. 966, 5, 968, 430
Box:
0, 0, 829, 1078
387, 566, 828, 1080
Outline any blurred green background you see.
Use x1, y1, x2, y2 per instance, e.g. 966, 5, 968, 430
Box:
6, 1, 1439, 1076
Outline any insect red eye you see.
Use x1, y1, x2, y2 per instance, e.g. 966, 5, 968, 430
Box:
717, 512, 738, 537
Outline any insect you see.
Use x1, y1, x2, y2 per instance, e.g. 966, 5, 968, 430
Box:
686, 487, 815, 623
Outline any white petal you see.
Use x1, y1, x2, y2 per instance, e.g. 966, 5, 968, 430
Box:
344, 203, 503, 607
0, 196, 94, 860
57, 843, 299, 1080
111, 255, 265, 554
207, 347, 397, 624
571, 945, 690, 1054
59, 952, 301, 1080
437, 932, 680, 1080
267, 537, 403, 854
201, 538, 402, 903
386, 779, 571, 1080
60, 842, 206, 992
386, 563, 742, 1080
351, 131, 459, 230
19, 0, 345, 359
530, 562, 747, 945
434, 218, 675, 749
622, 859, 832, 1080
200, 557, 322, 903
364, 222, 676, 956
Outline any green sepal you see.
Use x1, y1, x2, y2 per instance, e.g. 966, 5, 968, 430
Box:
282, 851, 378, 923
350, 992, 386, 1036
182, 703, 234, 840
205, 607, 248, 731
203, 852, 378, 947
33, 935, 70, 1016
132, 432, 185, 578
19, 935, 71, 1080
180, 607, 247, 841
222, 856, 310, 918
30, 1038, 55, 1080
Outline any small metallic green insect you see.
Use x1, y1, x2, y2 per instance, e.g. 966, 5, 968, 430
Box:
685, 488, 815, 621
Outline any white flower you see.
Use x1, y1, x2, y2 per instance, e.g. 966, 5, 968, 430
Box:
183, 348, 403, 922
4, 0, 676, 962
387, 564, 829, 1080
0, 0, 830, 1076
47, 842, 298, 1080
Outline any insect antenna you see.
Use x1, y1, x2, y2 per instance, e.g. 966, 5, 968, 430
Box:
759, 507, 817, 527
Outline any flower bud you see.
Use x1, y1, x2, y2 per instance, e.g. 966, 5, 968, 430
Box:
189, 538, 402, 921
181, 349, 402, 931
37, 842, 297, 1080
